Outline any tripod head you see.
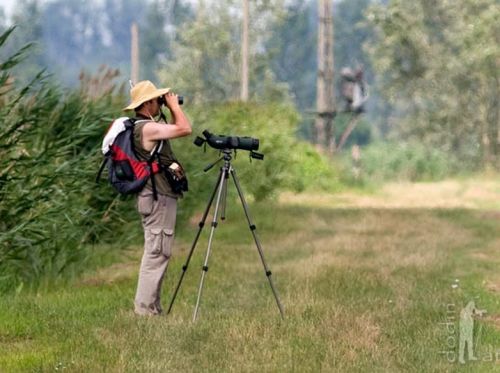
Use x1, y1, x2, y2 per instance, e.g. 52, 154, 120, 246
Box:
202, 148, 263, 173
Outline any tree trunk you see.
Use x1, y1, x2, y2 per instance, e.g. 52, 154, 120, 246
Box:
315, 0, 335, 152
240, 0, 249, 101
130, 23, 139, 84
494, 76, 500, 169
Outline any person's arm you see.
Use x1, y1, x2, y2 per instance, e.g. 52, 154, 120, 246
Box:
143, 93, 192, 141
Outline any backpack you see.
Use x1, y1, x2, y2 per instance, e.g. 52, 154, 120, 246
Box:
96, 117, 162, 199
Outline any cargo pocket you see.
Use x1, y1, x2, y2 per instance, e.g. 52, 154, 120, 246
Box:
161, 228, 175, 258
145, 228, 174, 258
145, 228, 163, 256
137, 192, 154, 216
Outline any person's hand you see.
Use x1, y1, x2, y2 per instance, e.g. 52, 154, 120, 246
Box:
164, 92, 180, 111
475, 308, 487, 317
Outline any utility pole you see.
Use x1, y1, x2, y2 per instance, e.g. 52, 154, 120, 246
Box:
240, 0, 249, 101
131, 22, 139, 84
315, 0, 335, 153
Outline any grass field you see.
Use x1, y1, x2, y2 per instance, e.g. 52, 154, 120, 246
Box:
1, 178, 499, 372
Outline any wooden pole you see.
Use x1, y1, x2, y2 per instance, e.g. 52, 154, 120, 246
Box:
315, 0, 335, 152
241, 0, 249, 101
131, 22, 139, 84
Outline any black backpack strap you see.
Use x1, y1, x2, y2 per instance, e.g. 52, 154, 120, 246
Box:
95, 156, 109, 183
150, 168, 158, 201
147, 141, 163, 201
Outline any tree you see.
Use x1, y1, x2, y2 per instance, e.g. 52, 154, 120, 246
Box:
140, 0, 194, 82
334, 0, 373, 74
157, 1, 240, 103
367, 0, 500, 169
241, 0, 249, 101
267, 1, 317, 112
158, 0, 290, 104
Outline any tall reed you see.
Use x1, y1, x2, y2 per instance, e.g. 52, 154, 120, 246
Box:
0, 28, 129, 292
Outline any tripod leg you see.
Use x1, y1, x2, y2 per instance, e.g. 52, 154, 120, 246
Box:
230, 168, 285, 319
166, 168, 223, 315
193, 167, 228, 322
220, 171, 229, 220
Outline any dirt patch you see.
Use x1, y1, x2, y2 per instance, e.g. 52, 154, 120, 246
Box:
274, 210, 472, 281
280, 179, 500, 210
485, 279, 500, 293
321, 310, 383, 363
79, 260, 138, 286
481, 211, 500, 220
484, 314, 500, 330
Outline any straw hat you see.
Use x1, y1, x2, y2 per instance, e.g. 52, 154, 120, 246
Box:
123, 80, 170, 110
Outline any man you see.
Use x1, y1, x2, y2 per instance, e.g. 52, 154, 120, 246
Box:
124, 80, 192, 316
459, 300, 486, 364
340, 66, 368, 113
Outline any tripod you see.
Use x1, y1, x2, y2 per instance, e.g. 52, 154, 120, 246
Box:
167, 149, 285, 321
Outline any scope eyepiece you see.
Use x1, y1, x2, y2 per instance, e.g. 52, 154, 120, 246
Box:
194, 136, 205, 147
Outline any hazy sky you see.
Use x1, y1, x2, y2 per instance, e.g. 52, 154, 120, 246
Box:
0, 0, 191, 20
0, 0, 16, 17
0, 0, 248, 19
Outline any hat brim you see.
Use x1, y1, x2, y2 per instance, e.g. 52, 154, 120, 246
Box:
123, 87, 171, 111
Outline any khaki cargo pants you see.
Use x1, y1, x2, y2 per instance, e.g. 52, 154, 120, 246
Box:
134, 190, 177, 315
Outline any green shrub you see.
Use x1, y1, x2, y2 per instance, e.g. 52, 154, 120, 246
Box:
0, 85, 127, 292
0, 28, 130, 292
339, 141, 456, 185
172, 102, 339, 224
286, 140, 341, 193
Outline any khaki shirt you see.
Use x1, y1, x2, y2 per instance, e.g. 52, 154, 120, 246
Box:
133, 120, 182, 198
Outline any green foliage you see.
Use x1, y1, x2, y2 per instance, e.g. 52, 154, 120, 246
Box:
171, 102, 339, 224
157, 3, 241, 103
287, 141, 341, 193
140, 0, 194, 81
366, 0, 500, 169
0, 29, 129, 292
267, 0, 376, 114
157, 0, 292, 105
335, 0, 374, 71
340, 141, 456, 185
266, 1, 317, 111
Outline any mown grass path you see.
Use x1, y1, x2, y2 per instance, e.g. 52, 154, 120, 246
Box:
1, 179, 499, 372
